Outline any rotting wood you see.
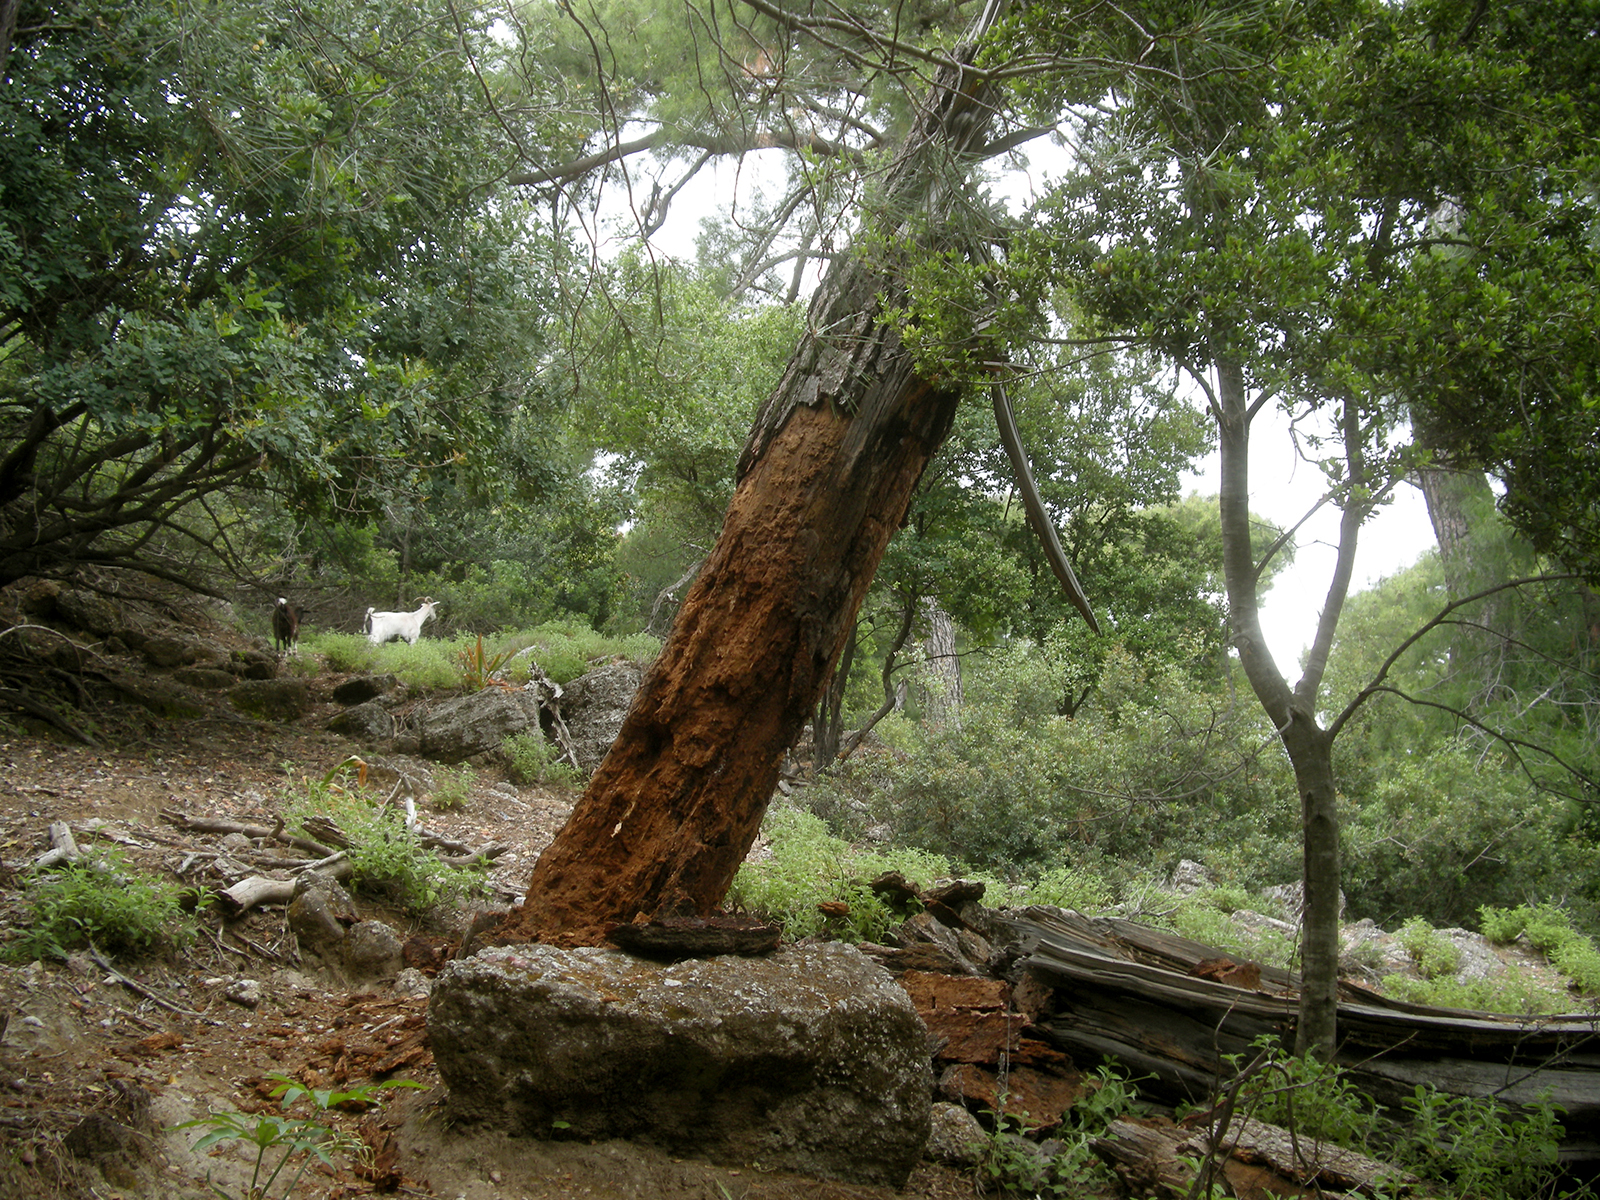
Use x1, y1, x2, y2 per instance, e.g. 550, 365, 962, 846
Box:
1092, 1114, 1413, 1200
997, 907, 1600, 1161
33, 819, 84, 868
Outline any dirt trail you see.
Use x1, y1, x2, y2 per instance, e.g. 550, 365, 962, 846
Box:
0, 593, 977, 1200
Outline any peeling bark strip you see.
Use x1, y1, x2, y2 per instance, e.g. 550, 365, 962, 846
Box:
503, 41, 1003, 947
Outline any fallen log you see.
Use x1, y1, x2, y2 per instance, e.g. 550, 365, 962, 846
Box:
33, 819, 85, 869
213, 856, 354, 918
1093, 1115, 1413, 1200
159, 810, 335, 858
998, 907, 1600, 1164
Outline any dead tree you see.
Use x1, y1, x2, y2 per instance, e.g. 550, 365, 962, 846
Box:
500, 5, 1095, 945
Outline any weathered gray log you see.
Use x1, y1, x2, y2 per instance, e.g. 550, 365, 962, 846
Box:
999, 908, 1600, 1162
33, 819, 85, 868
1093, 1115, 1413, 1200
214, 856, 353, 917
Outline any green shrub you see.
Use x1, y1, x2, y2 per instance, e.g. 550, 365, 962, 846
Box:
1130, 886, 1297, 971
1228, 1036, 1382, 1149
1009, 864, 1114, 913
1396, 917, 1463, 981
1479, 903, 1600, 998
502, 733, 581, 787
1393, 1086, 1578, 1200
1379, 971, 1571, 1015
806, 648, 1299, 885
492, 620, 657, 686
455, 636, 518, 691
729, 808, 955, 943
1339, 747, 1595, 931
181, 1074, 420, 1200
305, 632, 376, 674
1213, 1036, 1587, 1200
9, 852, 196, 960
431, 764, 475, 811
971, 1062, 1143, 1198
282, 777, 487, 914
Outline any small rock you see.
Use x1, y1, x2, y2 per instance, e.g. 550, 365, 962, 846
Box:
224, 979, 262, 1008
927, 1101, 987, 1166
1170, 860, 1216, 894
327, 701, 396, 744
393, 968, 433, 998
344, 920, 405, 979
288, 872, 357, 951
332, 674, 400, 705
229, 677, 311, 721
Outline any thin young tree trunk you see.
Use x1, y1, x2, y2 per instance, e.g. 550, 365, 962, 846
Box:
812, 623, 856, 768
1214, 357, 1348, 1059
500, 40, 1005, 946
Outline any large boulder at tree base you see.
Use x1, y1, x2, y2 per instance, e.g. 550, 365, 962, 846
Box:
173, 666, 238, 691
428, 942, 933, 1187
141, 635, 204, 669
559, 660, 644, 772
418, 687, 540, 762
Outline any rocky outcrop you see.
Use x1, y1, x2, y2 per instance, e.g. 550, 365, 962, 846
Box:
559, 660, 643, 772
428, 941, 933, 1187
417, 688, 539, 763
327, 700, 395, 744
332, 674, 399, 705
227, 677, 310, 721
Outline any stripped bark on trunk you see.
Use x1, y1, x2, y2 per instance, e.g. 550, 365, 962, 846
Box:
501, 39, 1005, 946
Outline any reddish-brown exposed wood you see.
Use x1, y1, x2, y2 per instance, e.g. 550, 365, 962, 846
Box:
500, 379, 963, 945
499, 38, 1001, 948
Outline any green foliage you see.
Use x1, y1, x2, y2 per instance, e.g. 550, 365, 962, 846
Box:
455, 637, 517, 691
181, 1074, 420, 1200
728, 808, 956, 943
1379, 971, 1571, 1017
431, 765, 475, 812
1215, 1036, 1587, 1200
810, 645, 1297, 883
570, 258, 804, 631
292, 622, 658, 696
501, 734, 580, 788
494, 620, 659, 686
0, 0, 559, 588
1141, 891, 1297, 973
971, 1062, 1142, 1197
1008, 865, 1114, 914
1392, 1085, 1578, 1200
1229, 1036, 1384, 1150
1395, 918, 1463, 982
9, 852, 196, 961
1480, 904, 1600, 997
307, 633, 381, 675
282, 777, 486, 914
1338, 742, 1597, 932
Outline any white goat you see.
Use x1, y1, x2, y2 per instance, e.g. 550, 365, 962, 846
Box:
366, 598, 439, 646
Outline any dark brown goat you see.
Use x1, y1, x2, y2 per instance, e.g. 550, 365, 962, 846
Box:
271, 597, 300, 655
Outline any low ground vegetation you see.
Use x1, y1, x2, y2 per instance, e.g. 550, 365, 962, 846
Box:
3, 585, 1598, 1199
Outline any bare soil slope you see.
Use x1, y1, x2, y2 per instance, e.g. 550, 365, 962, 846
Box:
0, 584, 976, 1200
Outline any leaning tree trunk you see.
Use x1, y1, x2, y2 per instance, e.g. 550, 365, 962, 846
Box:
499, 41, 1003, 947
